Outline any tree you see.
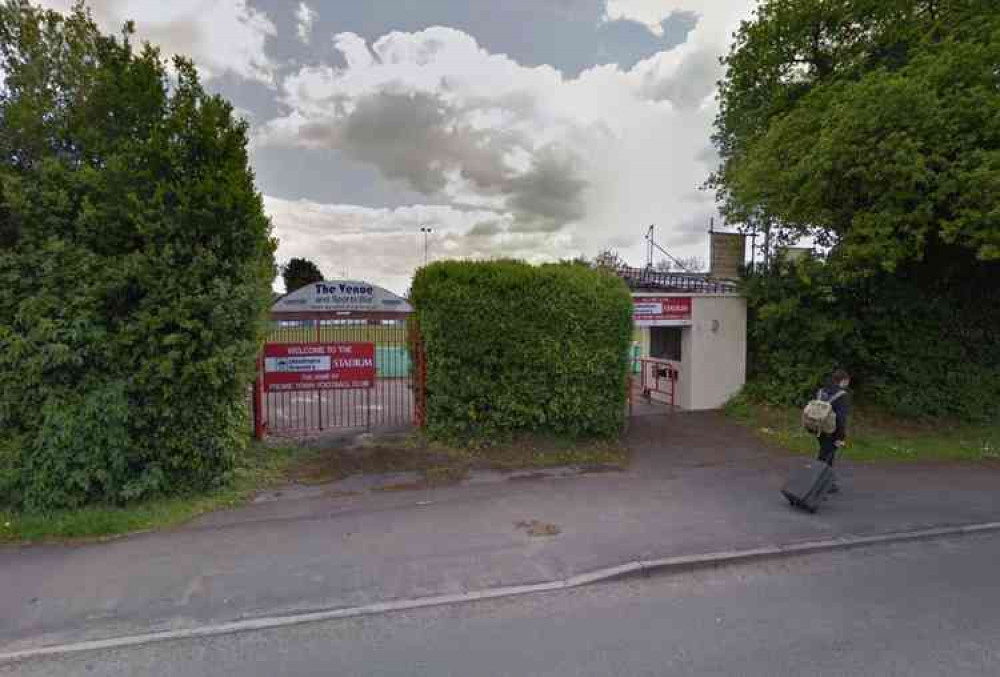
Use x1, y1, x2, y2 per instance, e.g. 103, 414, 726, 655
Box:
282, 257, 325, 293
654, 256, 706, 273
594, 249, 626, 269
0, 1, 275, 510
711, 0, 1000, 274
710, 1, 1000, 422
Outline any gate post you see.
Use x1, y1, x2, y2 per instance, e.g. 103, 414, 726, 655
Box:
410, 320, 427, 429
253, 368, 266, 440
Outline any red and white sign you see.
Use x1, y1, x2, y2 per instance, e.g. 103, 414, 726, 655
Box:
263, 342, 375, 391
633, 296, 692, 327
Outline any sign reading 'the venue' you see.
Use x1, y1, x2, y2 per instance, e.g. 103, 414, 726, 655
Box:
633, 297, 693, 327
263, 343, 375, 391
272, 279, 413, 314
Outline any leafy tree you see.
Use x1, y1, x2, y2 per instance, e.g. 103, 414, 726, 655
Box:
281, 257, 324, 293
654, 256, 705, 273
0, 1, 275, 510
712, 0, 1000, 423
741, 255, 1000, 421
711, 0, 1000, 273
594, 249, 626, 269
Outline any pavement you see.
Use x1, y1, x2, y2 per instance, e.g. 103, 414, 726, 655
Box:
8, 531, 1000, 676
2, 410, 999, 656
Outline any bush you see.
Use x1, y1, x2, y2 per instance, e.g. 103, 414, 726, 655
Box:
410, 260, 633, 441
741, 257, 854, 406
742, 256, 1000, 422
0, 5, 274, 510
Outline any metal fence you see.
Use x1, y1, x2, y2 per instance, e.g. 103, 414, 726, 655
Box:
255, 320, 414, 437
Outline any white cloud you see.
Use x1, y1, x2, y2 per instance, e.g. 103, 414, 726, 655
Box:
36, 0, 277, 84
255, 3, 760, 287
257, 28, 596, 234
604, 0, 695, 36
333, 32, 375, 70
296, 3, 317, 45
265, 197, 575, 294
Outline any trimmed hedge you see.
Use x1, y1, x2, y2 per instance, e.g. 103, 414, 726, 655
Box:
410, 260, 633, 441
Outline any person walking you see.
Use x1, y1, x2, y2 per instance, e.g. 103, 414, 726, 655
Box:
817, 369, 851, 492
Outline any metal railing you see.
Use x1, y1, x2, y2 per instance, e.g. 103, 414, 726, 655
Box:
638, 357, 678, 407
612, 266, 739, 294
254, 320, 414, 438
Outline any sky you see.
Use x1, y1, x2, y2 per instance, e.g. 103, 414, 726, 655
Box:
36, 0, 760, 294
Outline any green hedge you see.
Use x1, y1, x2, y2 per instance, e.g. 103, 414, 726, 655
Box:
0, 7, 274, 511
410, 260, 633, 441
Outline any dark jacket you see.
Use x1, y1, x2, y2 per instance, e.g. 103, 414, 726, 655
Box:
820, 385, 851, 442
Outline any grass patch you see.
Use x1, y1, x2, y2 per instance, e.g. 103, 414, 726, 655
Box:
725, 395, 1000, 463
281, 432, 629, 489
0, 432, 628, 546
267, 325, 406, 344
0, 441, 305, 545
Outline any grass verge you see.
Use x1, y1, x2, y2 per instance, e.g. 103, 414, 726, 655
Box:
725, 395, 1000, 463
0, 442, 305, 545
0, 433, 628, 545
284, 432, 629, 488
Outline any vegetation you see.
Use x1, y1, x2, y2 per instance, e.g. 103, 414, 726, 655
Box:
0, 2, 275, 511
727, 395, 1000, 464
0, 441, 299, 544
0, 434, 627, 544
284, 433, 629, 488
281, 257, 324, 294
711, 0, 1000, 421
410, 260, 633, 441
740, 255, 999, 422
712, 0, 999, 271
266, 323, 407, 344
654, 257, 705, 273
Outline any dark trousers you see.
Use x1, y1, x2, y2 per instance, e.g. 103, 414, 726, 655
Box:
817, 434, 838, 466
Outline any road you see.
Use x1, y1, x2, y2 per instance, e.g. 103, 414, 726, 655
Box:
8, 413, 999, 653
5, 532, 999, 676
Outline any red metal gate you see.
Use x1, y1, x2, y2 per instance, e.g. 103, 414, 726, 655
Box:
638, 357, 678, 407
253, 316, 414, 438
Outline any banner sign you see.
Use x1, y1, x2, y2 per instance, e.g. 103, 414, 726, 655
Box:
633, 296, 692, 327
272, 280, 412, 314
263, 342, 375, 391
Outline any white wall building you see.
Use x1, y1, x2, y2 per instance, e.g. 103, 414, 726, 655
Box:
622, 269, 747, 411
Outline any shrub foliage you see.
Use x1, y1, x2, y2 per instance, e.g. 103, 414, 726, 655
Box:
410, 260, 633, 441
0, 3, 275, 510
743, 256, 1000, 422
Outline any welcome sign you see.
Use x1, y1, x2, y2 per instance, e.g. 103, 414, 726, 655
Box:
263, 342, 376, 391
272, 280, 413, 314
633, 296, 693, 327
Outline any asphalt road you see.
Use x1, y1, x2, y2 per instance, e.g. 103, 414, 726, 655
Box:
8, 413, 999, 652
5, 532, 1000, 677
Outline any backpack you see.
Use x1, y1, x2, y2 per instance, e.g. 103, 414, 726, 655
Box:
802, 389, 846, 436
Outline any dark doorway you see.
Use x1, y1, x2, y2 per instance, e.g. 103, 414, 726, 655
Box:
650, 326, 682, 362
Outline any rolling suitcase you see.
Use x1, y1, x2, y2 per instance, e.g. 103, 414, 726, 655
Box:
781, 461, 835, 513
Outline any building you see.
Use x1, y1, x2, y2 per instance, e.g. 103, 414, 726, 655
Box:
617, 266, 747, 411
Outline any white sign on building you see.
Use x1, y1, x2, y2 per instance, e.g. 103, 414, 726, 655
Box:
272, 280, 413, 314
